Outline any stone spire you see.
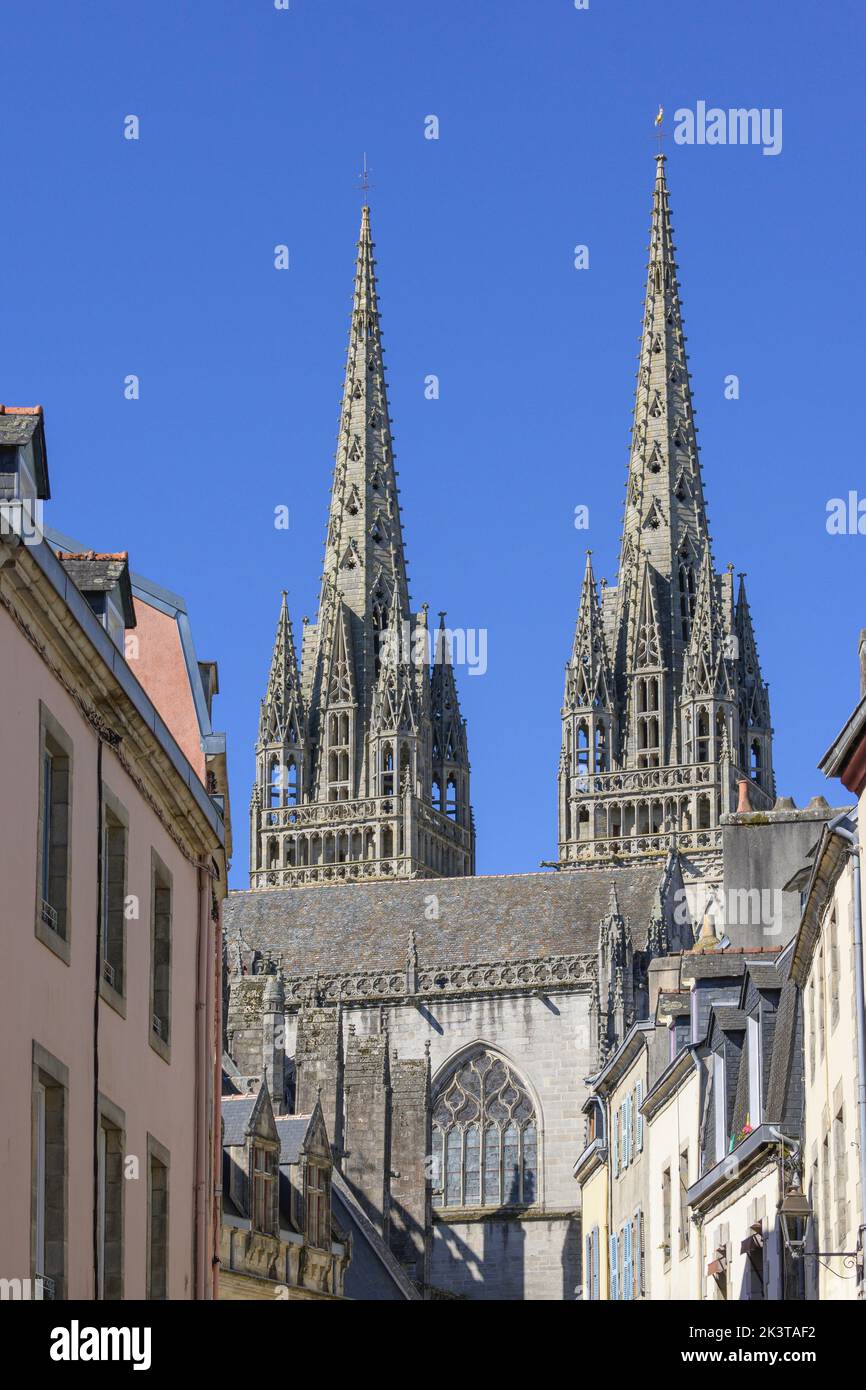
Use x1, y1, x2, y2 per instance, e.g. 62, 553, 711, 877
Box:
250, 205, 474, 886
558, 157, 774, 880
259, 591, 305, 747
616, 155, 711, 647
317, 203, 410, 637
734, 574, 773, 783
252, 592, 308, 858
564, 552, 614, 713
681, 548, 734, 703
431, 613, 472, 842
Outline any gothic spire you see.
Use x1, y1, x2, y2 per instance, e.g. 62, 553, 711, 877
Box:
735, 574, 772, 735
318, 204, 411, 633
565, 551, 614, 711
431, 613, 469, 766
259, 591, 305, 746
557, 156, 775, 870
616, 155, 711, 657
681, 547, 734, 701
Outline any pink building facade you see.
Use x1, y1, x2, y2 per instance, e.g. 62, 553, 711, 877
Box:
0, 405, 229, 1299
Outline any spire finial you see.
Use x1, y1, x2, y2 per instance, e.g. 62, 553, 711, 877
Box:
653, 105, 666, 159
359, 152, 372, 206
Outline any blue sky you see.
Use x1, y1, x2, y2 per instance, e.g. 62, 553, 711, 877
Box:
2, 1, 864, 886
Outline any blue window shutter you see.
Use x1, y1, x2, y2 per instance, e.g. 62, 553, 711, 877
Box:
636, 1080, 644, 1152
629, 1222, 635, 1300
612, 1106, 619, 1176
624, 1094, 631, 1166
623, 1223, 630, 1301
621, 1098, 627, 1168
609, 1232, 618, 1300
635, 1209, 643, 1296
592, 1226, 599, 1301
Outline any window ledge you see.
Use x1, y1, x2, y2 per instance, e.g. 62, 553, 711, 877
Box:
149, 1029, 171, 1064
99, 974, 127, 1019
433, 1203, 564, 1225
35, 915, 70, 964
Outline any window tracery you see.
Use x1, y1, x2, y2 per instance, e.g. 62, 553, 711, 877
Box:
432, 1051, 538, 1210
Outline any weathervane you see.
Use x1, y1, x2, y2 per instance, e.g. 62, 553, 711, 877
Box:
653, 105, 665, 154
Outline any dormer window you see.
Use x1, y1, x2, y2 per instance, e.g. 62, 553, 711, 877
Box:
56, 552, 136, 654
252, 1145, 276, 1235
305, 1162, 331, 1250
0, 445, 37, 501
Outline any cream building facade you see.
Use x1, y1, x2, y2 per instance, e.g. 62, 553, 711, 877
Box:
792, 650, 866, 1299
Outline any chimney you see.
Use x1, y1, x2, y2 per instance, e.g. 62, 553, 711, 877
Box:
736, 778, 752, 813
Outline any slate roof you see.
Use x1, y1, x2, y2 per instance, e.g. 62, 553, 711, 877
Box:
220, 1095, 257, 1146
57, 551, 136, 627
743, 963, 784, 992
330, 1170, 421, 1301
275, 1114, 312, 1166
711, 1006, 747, 1033
224, 866, 669, 974
0, 406, 49, 497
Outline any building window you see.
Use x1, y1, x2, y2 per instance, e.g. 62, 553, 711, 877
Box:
252, 1145, 276, 1235
747, 1013, 762, 1124
268, 757, 282, 809
828, 911, 839, 1029
662, 1166, 672, 1264
622, 1221, 633, 1300
36, 707, 73, 948
678, 1148, 690, 1254
834, 1105, 848, 1250
635, 1080, 644, 1152
713, 1052, 727, 1162
432, 1050, 538, 1209
32, 1045, 67, 1300
633, 1209, 644, 1296
146, 1140, 169, 1300
150, 855, 172, 1052
97, 1101, 125, 1299
100, 794, 128, 999
306, 1162, 331, 1250
816, 948, 826, 1062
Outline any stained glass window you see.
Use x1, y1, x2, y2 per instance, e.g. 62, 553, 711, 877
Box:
432, 1050, 538, 1209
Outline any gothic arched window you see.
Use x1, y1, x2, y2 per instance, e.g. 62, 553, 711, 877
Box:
286, 758, 298, 806
432, 1051, 538, 1210
577, 721, 590, 774
269, 758, 282, 810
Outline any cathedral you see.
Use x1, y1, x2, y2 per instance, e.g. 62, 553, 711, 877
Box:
224, 155, 775, 1300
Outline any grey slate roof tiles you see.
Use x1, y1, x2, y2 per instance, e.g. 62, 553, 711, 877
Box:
224, 866, 667, 975
220, 1095, 257, 1145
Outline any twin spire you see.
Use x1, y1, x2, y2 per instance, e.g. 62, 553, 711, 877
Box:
251, 204, 473, 886
251, 158, 774, 888
559, 156, 774, 871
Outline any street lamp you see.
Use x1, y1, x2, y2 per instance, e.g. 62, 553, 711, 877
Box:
779, 1188, 811, 1258
779, 1188, 862, 1274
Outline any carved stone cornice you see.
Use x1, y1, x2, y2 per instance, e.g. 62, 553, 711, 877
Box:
231, 950, 597, 1008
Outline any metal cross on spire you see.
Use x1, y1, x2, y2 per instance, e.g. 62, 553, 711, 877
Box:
359, 152, 372, 203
